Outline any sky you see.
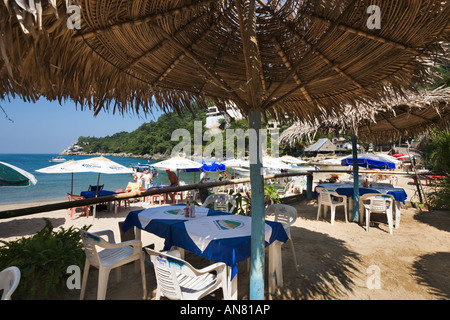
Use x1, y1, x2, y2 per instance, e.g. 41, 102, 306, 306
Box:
0, 96, 164, 154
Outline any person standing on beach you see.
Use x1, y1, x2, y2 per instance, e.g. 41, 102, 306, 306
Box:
143, 169, 153, 189
133, 168, 144, 186
166, 169, 179, 202
198, 169, 210, 203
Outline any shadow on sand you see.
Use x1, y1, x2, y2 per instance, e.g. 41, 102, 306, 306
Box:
412, 252, 450, 299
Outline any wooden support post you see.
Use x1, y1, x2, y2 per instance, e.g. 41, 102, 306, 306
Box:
306, 173, 313, 200
249, 109, 265, 300
351, 133, 360, 222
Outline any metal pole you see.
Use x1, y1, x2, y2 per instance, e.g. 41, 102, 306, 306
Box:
351, 132, 360, 222
249, 109, 265, 300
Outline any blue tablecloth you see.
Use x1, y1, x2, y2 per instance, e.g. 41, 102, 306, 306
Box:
122, 204, 288, 279
315, 183, 407, 203
80, 190, 117, 198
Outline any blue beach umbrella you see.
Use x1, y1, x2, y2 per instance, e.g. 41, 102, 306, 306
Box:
341, 154, 396, 169
0, 161, 37, 187
200, 160, 226, 172
184, 159, 226, 172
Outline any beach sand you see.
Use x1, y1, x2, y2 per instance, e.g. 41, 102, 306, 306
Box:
0, 173, 449, 300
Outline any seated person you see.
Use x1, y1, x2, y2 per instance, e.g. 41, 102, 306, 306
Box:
166, 169, 179, 201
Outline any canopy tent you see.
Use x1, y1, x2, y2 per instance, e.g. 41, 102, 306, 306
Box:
0, 161, 37, 187
2, 0, 449, 300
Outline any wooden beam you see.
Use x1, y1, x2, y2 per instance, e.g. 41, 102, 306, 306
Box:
152, 24, 248, 110
301, 11, 422, 55
260, 0, 358, 110
73, 0, 216, 40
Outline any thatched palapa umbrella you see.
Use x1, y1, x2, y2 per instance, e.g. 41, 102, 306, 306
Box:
280, 87, 449, 220
1, 0, 450, 299
280, 87, 450, 144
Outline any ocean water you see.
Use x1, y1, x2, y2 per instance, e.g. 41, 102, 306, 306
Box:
0, 154, 219, 205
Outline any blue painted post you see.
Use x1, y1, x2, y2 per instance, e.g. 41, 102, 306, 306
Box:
351, 133, 360, 222
249, 110, 265, 300
306, 173, 313, 200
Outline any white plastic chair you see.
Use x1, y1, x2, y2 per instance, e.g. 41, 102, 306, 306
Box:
292, 176, 307, 194
316, 187, 348, 225
145, 248, 229, 300
278, 180, 296, 197
78, 229, 147, 300
265, 204, 299, 271
370, 182, 394, 187
0, 266, 21, 300
361, 194, 394, 235
202, 193, 236, 213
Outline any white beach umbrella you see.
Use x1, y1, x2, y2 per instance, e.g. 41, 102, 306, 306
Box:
222, 158, 250, 168
319, 156, 349, 165
36, 156, 133, 193
152, 156, 203, 171
262, 157, 292, 169
280, 155, 308, 165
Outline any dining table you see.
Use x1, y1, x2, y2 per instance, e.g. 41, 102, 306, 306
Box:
315, 183, 407, 227
80, 190, 118, 215
121, 204, 289, 299
80, 190, 117, 199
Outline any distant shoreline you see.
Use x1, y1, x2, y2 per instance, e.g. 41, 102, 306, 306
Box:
60, 151, 170, 161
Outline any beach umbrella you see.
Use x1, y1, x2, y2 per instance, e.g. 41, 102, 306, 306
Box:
0, 162, 37, 187
341, 154, 397, 169
280, 156, 308, 165
36, 160, 77, 193
200, 160, 226, 172
2, 0, 449, 300
36, 157, 133, 194
262, 157, 292, 170
152, 157, 203, 171
222, 159, 250, 168
392, 153, 406, 158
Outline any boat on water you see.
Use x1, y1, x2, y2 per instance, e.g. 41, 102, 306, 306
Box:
129, 163, 158, 176
49, 156, 66, 163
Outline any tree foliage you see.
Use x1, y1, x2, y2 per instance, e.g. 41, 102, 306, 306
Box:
77, 108, 209, 155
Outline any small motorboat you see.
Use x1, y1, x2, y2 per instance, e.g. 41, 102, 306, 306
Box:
49, 156, 66, 163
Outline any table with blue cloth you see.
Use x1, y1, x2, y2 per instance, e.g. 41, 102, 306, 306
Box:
80, 190, 118, 216
315, 183, 407, 227
80, 190, 117, 198
122, 204, 289, 299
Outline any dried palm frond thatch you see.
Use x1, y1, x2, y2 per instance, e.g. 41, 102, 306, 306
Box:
0, 0, 449, 121
280, 87, 450, 143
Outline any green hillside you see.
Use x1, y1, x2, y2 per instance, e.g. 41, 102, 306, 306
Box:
76, 108, 209, 156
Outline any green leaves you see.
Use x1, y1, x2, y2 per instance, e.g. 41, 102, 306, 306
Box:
0, 220, 89, 299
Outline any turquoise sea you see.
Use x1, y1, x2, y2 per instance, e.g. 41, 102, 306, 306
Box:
0, 154, 218, 205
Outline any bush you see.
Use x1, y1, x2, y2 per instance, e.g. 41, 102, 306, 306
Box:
423, 129, 450, 209
0, 220, 88, 299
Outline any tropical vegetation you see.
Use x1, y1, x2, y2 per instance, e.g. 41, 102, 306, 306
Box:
0, 220, 89, 299
423, 129, 450, 209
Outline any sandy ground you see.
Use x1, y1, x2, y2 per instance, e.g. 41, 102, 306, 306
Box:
0, 173, 449, 300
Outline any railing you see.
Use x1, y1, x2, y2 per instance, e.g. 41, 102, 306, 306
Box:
0, 169, 428, 219
0, 172, 312, 219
